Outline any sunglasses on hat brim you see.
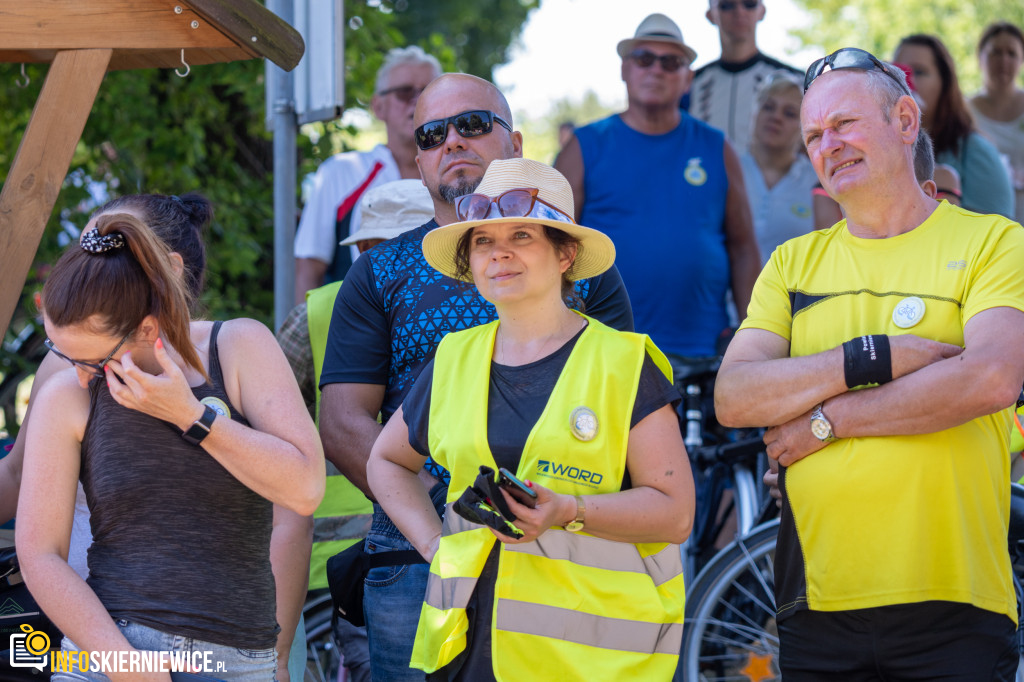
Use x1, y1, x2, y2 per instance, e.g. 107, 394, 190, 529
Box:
455, 188, 574, 224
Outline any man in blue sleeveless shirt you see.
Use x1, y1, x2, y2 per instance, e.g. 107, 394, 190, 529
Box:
556, 13, 760, 366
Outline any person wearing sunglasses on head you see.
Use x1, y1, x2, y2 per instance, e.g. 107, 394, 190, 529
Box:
366, 157, 694, 681
716, 47, 1024, 679
293, 46, 441, 305
684, 0, 800, 153
556, 13, 761, 378
318, 74, 634, 682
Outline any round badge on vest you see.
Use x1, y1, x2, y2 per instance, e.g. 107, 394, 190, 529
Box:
684, 158, 707, 186
892, 296, 926, 329
570, 406, 598, 442
200, 396, 231, 419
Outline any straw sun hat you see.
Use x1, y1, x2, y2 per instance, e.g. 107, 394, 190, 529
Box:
421, 158, 616, 282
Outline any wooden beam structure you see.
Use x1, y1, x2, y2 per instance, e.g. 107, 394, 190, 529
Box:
0, 0, 304, 339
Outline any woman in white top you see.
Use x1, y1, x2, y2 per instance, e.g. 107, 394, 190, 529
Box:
739, 71, 819, 263
969, 21, 1024, 223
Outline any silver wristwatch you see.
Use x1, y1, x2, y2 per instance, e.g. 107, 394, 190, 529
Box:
810, 403, 837, 443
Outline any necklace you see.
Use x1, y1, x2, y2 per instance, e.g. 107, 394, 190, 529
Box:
496, 315, 585, 367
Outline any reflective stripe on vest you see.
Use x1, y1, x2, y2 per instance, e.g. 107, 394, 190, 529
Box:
411, 315, 684, 679
306, 281, 373, 589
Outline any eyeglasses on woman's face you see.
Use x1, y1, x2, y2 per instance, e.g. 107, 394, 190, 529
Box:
44, 333, 130, 378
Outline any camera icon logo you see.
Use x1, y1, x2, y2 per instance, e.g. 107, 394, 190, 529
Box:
9, 623, 50, 670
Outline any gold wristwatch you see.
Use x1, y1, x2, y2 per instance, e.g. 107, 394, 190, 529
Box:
810, 403, 837, 443
563, 495, 585, 532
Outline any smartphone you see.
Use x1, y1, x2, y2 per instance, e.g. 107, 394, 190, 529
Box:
498, 467, 538, 508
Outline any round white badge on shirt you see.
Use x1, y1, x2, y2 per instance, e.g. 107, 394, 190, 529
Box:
892, 296, 926, 329
570, 406, 598, 442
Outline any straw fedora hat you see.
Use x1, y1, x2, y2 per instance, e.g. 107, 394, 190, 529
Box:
616, 13, 697, 65
421, 158, 616, 283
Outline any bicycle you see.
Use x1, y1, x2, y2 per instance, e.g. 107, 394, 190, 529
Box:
302, 589, 343, 682
673, 360, 776, 586
677, 483, 1024, 681
0, 309, 46, 440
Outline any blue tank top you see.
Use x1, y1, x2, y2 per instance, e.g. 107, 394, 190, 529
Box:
576, 114, 729, 357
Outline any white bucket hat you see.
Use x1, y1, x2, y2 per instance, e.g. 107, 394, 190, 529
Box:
340, 179, 434, 246
616, 13, 697, 64
421, 158, 616, 282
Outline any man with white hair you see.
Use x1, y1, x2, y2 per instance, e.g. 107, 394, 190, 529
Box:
716, 48, 1024, 678
293, 46, 441, 303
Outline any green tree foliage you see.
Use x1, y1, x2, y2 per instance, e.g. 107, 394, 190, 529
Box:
791, 0, 1024, 91
517, 91, 619, 164
383, 0, 539, 80
0, 60, 276, 324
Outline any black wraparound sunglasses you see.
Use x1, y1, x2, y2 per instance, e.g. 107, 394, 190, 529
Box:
804, 47, 912, 95
414, 110, 513, 151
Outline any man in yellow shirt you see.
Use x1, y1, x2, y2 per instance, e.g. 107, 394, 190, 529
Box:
716, 47, 1024, 679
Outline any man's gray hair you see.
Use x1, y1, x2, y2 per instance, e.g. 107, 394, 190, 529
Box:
863, 61, 920, 158
913, 129, 935, 184
864, 62, 915, 123
375, 46, 442, 93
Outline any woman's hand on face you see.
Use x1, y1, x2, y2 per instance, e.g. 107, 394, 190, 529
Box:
490, 479, 573, 544
104, 338, 203, 430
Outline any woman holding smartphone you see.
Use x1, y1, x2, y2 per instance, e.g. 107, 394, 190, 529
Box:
367, 158, 694, 681
17, 210, 324, 680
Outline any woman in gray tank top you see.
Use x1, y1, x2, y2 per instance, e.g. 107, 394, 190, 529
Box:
15, 210, 325, 680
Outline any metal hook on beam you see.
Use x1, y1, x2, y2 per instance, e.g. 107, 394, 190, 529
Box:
175, 49, 190, 78
16, 63, 29, 88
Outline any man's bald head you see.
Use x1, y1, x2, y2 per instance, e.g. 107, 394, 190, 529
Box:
414, 73, 514, 128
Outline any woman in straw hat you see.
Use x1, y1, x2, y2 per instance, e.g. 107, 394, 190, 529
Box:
367, 158, 694, 681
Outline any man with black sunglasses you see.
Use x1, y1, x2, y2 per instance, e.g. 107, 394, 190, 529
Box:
685, 0, 800, 152
717, 49, 1024, 679
293, 46, 440, 304
556, 13, 761, 372
317, 73, 633, 681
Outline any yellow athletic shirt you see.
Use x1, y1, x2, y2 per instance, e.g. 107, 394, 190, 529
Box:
741, 202, 1024, 622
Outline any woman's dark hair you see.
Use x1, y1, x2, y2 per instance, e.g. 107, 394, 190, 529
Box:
897, 34, 973, 158
97, 193, 211, 301
453, 224, 585, 311
978, 21, 1024, 55
42, 212, 208, 380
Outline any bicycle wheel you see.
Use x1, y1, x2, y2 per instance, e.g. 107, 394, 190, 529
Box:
677, 520, 779, 682
303, 591, 342, 682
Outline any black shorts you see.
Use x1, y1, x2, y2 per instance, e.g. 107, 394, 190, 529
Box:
778, 601, 1018, 681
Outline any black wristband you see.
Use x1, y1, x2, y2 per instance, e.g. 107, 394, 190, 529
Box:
842, 335, 892, 389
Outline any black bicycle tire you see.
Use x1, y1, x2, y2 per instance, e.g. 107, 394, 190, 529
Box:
303, 591, 341, 682
677, 520, 780, 682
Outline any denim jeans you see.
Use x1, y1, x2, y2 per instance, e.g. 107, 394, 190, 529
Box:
54, 619, 277, 682
363, 485, 446, 682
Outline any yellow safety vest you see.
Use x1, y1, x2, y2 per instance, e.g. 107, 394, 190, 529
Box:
411, 314, 685, 680
306, 281, 374, 590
